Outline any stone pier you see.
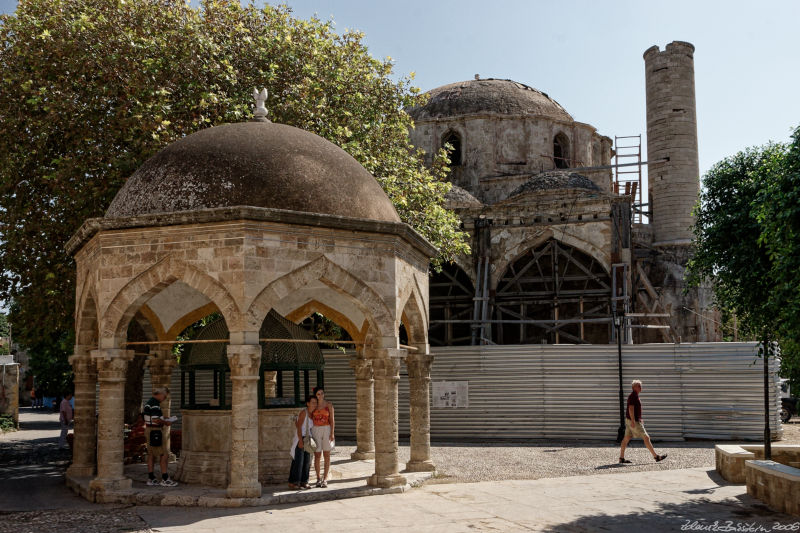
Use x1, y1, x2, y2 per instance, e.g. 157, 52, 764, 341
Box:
89, 348, 134, 495
350, 356, 375, 460
67, 351, 98, 477
405, 352, 435, 472
226, 344, 262, 498
368, 351, 406, 488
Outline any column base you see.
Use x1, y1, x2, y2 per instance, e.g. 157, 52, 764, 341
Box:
351, 450, 375, 460
88, 476, 132, 493
66, 464, 95, 477
367, 473, 407, 488
405, 460, 436, 472
227, 482, 262, 498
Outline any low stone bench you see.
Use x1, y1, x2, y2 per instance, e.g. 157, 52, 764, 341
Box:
715, 445, 755, 483
715, 444, 800, 483
746, 460, 800, 516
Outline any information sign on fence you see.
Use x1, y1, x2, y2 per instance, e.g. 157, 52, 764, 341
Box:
432, 380, 468, 408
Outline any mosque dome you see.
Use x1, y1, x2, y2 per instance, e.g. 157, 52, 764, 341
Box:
408, 78, 573, 122
105, 121, 401, 223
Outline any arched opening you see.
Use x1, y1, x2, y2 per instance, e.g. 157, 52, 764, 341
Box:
442, 130, 463, 167
553, 132, 570, 169
492, 239, 611, 344
179, 310, 327, 411
428, 263, 474, 346
124, 315, 157, 426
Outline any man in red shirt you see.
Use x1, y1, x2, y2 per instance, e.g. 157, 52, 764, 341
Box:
619, 380, 667, 464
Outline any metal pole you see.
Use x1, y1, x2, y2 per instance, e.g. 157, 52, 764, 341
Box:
763, 337, 772, 460
616, 314, 625, 443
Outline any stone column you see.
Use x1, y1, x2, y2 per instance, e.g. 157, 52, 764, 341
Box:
89, 348, 133, 493
66, 352, 98, 478
226, 344, 262, 498
349, 357, 375, 460
147, 351, 176, 458
405, 352, 436, 472
368, 351, 407, 488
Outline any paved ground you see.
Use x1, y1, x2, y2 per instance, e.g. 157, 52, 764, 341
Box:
1, 407, 797, 532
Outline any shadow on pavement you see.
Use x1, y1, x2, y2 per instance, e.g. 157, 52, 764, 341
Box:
541, 497, 791, 533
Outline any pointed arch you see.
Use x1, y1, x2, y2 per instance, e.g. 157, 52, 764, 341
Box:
493, 237, 612, 345
491, 228, 610, 293
399, 288, 427, 346
246, 255, 395, 338
285, 299, 368, 344
100, 256, 242, 345
75, 287, 99, 348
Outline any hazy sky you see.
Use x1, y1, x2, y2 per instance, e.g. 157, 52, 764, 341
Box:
1, 0, 799, 177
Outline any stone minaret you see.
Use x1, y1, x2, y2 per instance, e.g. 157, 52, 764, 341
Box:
638, 41, 720, 342
644, 41, 699, 245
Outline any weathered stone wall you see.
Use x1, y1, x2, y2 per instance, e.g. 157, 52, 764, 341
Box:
454, 194, 617, 291
0, 363, 20, 428
409, 115, 613, 204
74, 218, 430, 350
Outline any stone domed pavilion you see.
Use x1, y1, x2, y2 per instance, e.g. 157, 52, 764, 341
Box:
65, 90, 437, 501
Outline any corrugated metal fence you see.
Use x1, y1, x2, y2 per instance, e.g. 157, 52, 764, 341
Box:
144, 342, 781, 441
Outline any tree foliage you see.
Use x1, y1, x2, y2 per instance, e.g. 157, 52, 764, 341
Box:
689, 126, 800, 390
0, 0, 468, 383
756, 126, 800, 389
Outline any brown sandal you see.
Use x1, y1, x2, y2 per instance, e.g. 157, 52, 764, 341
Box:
288, 483, 300, 489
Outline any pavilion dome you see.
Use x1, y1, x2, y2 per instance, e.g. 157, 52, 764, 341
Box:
105, 121, 401, 223
408, 78, 573, 122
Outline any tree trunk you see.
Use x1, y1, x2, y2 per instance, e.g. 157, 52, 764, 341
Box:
763, 337, 772, 460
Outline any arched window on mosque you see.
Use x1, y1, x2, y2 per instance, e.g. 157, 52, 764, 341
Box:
442, 131, 463, 166
553, 133, 570, 169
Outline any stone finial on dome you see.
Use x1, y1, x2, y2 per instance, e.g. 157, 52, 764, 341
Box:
252, 87, 270, 122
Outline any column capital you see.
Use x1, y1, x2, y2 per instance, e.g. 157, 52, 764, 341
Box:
90, 348, 134, 361
364, 347, 407, 359
349, 357, 373, 381
69, 354, 97, 379
146, 355, 177, 374
149, 346, 174, 359
226, 344, 261, 378
91, 349, 134, 379
405, 353, 434, 379
371, 357, 401, 380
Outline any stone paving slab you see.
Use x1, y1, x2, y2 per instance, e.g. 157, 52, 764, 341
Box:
136, 467, 796, 533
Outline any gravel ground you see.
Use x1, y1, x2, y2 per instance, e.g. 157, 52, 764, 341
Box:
336, 420, 800, 485
0, 509, 149, 533
335, 440, 717, 484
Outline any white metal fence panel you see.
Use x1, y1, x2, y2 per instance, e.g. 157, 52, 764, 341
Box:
141, 342, 781, 441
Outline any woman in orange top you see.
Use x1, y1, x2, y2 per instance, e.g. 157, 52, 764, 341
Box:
311, 386, 335, 487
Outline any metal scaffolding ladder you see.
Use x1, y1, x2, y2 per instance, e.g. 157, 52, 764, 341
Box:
614, 135, 645, 223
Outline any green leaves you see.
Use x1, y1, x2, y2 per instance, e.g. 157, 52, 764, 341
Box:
689, 126, 800, 388
0, 0, 468, 382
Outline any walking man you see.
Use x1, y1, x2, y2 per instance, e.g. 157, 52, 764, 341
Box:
143, 387, 178, 487
619, 380, 667, 464
58, 392, 73, 449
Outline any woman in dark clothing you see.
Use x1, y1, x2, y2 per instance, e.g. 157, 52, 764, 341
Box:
288, 394, 317, 490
